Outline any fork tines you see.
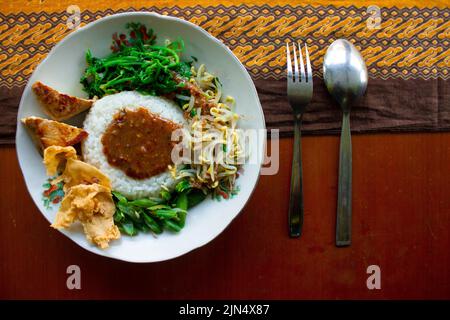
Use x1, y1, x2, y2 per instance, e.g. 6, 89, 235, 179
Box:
286, 42, 312, 83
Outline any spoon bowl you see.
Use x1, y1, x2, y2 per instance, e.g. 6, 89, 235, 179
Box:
323, 39, 368, 112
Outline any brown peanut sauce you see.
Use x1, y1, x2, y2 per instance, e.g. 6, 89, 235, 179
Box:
101, 107, 181, 179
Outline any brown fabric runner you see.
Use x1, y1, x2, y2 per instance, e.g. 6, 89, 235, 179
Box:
256, 77, 450, 136
1, 4, 449, 144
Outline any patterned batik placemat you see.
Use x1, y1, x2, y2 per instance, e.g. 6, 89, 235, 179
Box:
0, 0, 449, 144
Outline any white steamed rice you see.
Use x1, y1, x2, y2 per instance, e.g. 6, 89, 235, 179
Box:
82, 91, 186, 199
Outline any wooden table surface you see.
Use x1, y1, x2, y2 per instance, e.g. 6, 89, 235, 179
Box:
1, 133, 449, 299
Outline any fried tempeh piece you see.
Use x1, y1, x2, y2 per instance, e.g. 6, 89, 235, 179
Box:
32, 81, 94, 121
22, 116, 88, 151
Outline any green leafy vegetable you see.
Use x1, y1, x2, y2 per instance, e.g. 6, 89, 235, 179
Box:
80, 22, 192, 98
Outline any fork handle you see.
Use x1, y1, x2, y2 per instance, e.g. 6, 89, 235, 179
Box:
288, 116, 304, 237
336, 111, 352, 246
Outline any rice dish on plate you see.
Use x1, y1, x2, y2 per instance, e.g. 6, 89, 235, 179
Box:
82, 91, 186, 199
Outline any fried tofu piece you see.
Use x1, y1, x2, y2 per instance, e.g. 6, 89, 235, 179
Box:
32, 81, 94, 121
51, 184, 120, 249
22, 116, 88, 151
43, 146, 78, 176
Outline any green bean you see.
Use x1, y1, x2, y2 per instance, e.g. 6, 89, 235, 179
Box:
187, 189, 207, 208
164, 220, 182, 233
129, 198, 159, 208
112, 191, 127, 203
143, 213, 163, 234
154, 209, 178, 219
113, 210, 125, 223
120, 222, 137, 236
176, 192, 188, 227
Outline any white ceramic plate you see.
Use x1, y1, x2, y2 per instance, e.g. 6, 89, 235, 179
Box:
16, 12, 265, 263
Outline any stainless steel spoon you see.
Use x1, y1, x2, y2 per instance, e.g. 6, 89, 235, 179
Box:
323, 39, 368, 247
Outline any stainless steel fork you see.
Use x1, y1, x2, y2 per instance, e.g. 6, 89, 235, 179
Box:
286, 42, 313, 237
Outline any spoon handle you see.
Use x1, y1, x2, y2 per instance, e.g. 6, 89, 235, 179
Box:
336, 111, 352, 246
288, 116, 304, 237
